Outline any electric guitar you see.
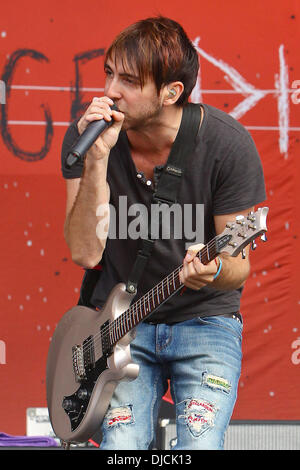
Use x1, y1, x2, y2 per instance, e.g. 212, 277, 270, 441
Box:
46, 206, 269, 444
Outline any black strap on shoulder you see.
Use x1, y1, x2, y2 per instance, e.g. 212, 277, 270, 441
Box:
152, 103, 201, 206
126, 103, 201, 294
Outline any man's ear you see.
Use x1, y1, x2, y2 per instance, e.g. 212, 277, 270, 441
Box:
162, 81, 184, 105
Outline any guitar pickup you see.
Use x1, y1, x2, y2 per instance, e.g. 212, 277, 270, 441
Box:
83, 335, 95, 372
101, 320, 113, 357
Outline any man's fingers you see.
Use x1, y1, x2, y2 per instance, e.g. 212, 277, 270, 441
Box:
184, 243, 205, 262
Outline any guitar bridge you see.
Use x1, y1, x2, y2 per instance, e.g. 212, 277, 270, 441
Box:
72, 336, 95, 383
72, 344, 86, 382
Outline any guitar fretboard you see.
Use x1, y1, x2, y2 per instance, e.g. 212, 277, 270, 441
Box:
108, 238, 219, 346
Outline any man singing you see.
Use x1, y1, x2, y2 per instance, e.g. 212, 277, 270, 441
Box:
61, 16, 266, 449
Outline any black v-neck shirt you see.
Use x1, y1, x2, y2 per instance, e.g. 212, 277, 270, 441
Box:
61, 103, 266, 323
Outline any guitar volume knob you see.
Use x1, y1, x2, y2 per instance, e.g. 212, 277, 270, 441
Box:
62, 398, 76, 411
77, 388, 89, 400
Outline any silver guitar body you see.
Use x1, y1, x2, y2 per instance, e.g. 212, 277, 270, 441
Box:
46, 283, 139, 444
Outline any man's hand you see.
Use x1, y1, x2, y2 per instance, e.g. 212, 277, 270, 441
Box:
77, 97, 124, 160
179, 243, 219, 290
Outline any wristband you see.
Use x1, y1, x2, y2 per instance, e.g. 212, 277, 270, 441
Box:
214, 257, 222, 280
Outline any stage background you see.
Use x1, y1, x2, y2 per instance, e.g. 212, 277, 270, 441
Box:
1, 0, 300, 435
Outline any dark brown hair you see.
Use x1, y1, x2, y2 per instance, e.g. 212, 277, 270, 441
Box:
105, 16, 199, 105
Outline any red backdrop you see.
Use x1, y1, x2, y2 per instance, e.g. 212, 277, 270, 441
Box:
1, 0, 300, 435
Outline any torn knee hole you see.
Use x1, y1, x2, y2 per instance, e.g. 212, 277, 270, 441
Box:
104, 405, 134, 429
180, 398, 218, 437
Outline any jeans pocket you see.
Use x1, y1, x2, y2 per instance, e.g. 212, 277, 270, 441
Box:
196, 315, 243, 342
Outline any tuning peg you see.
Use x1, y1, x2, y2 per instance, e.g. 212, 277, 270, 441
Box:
236, 215, 245, 225
260, 233, 267, 242
247, 212, 256, 222
251, 240, 257, 250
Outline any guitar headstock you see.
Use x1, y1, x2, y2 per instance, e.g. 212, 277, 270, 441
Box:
216, 207, 269, 257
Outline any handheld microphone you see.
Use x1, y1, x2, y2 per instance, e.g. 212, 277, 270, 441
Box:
66, 103, 118, 168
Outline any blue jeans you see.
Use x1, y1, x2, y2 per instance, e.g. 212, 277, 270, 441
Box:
100, 315, 243, 450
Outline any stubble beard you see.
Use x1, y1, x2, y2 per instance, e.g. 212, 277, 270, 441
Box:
121, 98, 163, 132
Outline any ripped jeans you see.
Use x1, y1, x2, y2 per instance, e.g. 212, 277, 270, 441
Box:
100, 315, 243, 450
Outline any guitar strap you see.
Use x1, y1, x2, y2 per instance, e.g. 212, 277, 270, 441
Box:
125, 103, 201, 294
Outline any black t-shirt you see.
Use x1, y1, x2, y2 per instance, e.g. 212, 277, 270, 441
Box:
61, 103, 266, 323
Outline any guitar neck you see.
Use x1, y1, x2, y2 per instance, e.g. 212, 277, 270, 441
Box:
109, 237, 219, 345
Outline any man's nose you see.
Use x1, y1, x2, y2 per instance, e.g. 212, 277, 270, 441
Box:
105, 79, 122, 100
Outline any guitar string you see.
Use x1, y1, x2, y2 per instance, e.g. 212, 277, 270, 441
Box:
73, 262, 184, 362
75, 238, 219, 360
73, 250, 218, 364
70, 214, 265, 367
78, 238, 218, 354
92, 267, 183, 356
75, 240, 219, 360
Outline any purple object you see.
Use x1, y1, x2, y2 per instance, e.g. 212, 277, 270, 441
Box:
0, 432, 58, 447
